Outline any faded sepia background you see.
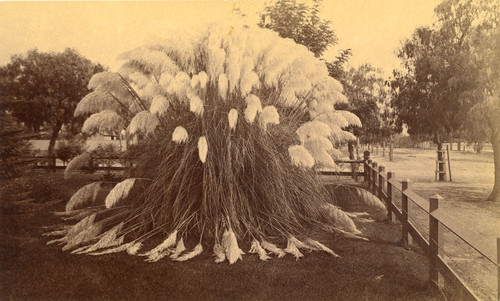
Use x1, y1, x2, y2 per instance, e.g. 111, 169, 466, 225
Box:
0, 0, 440, 75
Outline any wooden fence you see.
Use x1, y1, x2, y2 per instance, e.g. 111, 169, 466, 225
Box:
363, 155, 499, 301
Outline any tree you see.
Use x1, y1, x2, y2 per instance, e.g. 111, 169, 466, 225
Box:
48, 22, 384, 263
0, 49, 105, 162
465, 6, 500, 201
391, 0, 498, 181
326, 48, 352, 83
259, 0, 337, 57
339, 64, 388, 145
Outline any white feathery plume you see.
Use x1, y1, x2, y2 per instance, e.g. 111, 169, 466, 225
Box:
65, 182, 102, 212
142, 230, 177, 261
225, 45, 242, 93
288, 145, 314, 168
213, 243, 226, 263
88, 71, 122, 90
222, 229, 244, 264
260, 240, 286, 258
175, 243, 203, 262
172, 126, 189, 143
245, 94, 262, 111
170, 238, 186, 259
303, 238, 340, 257
218, 73, 228, 100
128, 111, 159, 136
75, 91, 120, 116
88, 241, 132, 256
328, 148, 343, 160
259, 105, 280, 130
303, 135, 334, 153
43, 229, 69, 237
288, 236, 310, 250
239, 71, 260, 97
82, 110, 125, 136
159, 72, 174, 90
198, 71, 208, 91
74, 222, 124, 254
295, 121, 332, 143
338, 110, 362, 127
46, 213, 97, 246
279, 88, 300, 108
322, 203, 360, 234
189, 95, 204, 117
208, 47, 226, 83
190, 74, 200, 91
138, 82, 163, 105
244, 94, 262, 124
249, 239, 271, 261
330, 128, 357, 145
167, 71, 191, 103
284, 237, 304, 260
351, 187, 387, 212
127, 72, 151, 89
126, 241, 143, 255
105, 178, 137, 208
118, 47, 181, 77
311, 149, 336, 169
316, 99, 335, 114
150, 95, 170, 116
62, 222, 103, 251
198, 136, 208, 163
64, 152, 92, 180
244, 104, 260, 124
315, 112, 349, 129
228, 109, 238, 131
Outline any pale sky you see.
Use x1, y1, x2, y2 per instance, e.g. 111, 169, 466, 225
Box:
0, 0, 440, 77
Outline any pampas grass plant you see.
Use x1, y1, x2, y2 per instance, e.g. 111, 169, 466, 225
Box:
54, 20, 380, 264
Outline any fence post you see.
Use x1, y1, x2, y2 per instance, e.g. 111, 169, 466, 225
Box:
402, 179, 410, 247
378, 166, 385, 199
363, 151, 370, 183
429, 194, 444, 287
371, 162, 378, 195
366, 159, 372, 190
386, 172, 395, 222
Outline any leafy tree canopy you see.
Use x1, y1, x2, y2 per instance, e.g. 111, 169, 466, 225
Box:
0, 48, 105, 157
338, 63, 396, 144
259, 0, 337, 57
391, 0, 498, 146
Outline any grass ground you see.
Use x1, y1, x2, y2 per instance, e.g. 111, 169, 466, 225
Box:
363, 147, 499, 301
0, 172, 443, 301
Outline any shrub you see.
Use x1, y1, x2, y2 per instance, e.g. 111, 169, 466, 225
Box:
0, 112, 35, 178
55, 21, 380, 264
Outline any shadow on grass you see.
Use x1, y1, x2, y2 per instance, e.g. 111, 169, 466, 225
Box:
0, 172, 445, 301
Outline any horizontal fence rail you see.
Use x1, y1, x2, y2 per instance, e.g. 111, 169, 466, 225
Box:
364, 158, 499, 301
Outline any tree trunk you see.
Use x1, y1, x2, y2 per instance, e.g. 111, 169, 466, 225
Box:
382, 141, 386, 157
434, 133, 446, 181
488, 131, 500, 202
48, 120, 63, 168
389, 141, 394, 162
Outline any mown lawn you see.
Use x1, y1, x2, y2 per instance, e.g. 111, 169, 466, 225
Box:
0, 172, 444, 301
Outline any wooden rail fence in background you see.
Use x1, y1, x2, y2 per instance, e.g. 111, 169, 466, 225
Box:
363, 152, 499, 301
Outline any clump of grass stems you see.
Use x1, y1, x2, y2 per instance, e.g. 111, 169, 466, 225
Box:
54, 21, 371, 263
